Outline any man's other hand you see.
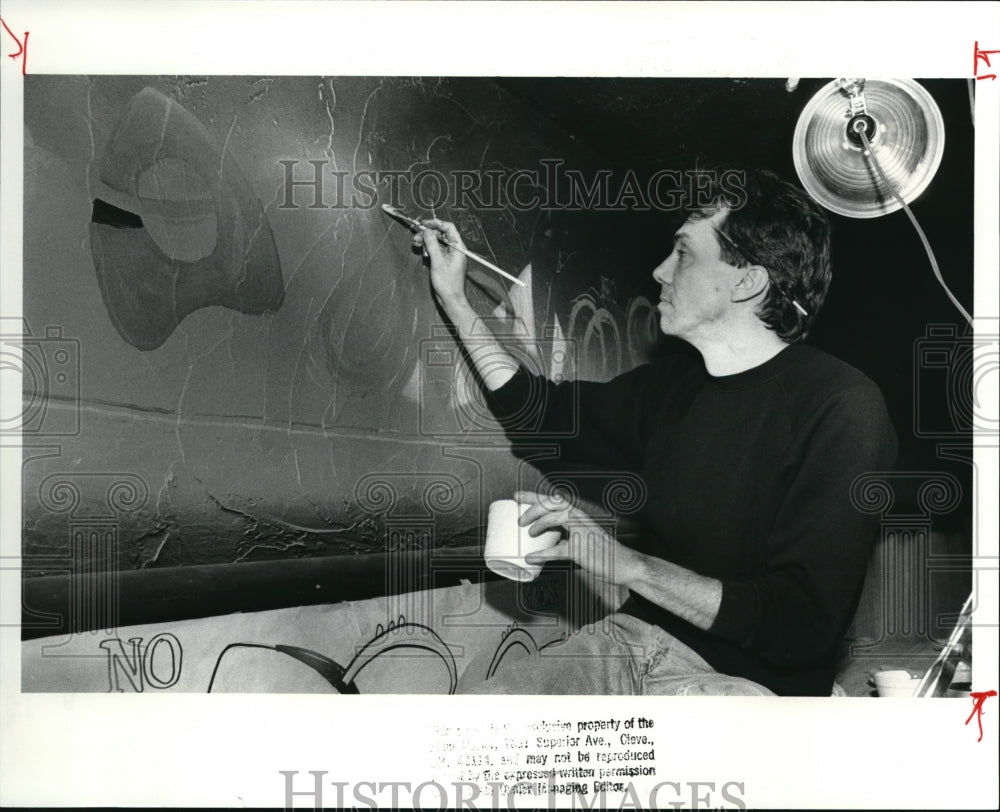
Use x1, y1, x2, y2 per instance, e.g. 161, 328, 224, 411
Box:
514, 490, 645, 588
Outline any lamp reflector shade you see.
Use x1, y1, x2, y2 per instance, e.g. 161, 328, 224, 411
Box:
793, 78, 945, 218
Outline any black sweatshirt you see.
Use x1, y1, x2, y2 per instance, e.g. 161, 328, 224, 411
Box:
486, 341, 898, 696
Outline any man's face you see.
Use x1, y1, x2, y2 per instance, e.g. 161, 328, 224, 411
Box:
652, 209, 744, 341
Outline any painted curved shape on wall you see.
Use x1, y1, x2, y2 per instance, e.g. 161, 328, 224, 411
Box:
567, 293, 624, 382
207, 643, 346, 693
485, 623, 566, 680
313, 240, 422, 388
88, 87, 284, 351
625, 295, 660, 368
342, 617, 457, 694
205, 618, 456, 694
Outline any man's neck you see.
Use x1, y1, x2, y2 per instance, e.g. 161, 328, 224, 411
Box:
690, 325, 790, 377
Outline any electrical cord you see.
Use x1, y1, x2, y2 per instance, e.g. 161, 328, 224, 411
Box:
856, 122, 973, 327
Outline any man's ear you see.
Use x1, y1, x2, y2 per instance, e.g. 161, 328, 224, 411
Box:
730, 265, 770, 304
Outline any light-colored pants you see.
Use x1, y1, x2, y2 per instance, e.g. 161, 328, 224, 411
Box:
457, 612, 775, 696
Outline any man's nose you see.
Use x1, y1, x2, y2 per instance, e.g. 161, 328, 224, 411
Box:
652, 256, 673, 285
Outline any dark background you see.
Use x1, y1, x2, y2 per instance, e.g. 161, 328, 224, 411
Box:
497, 76, 976, 527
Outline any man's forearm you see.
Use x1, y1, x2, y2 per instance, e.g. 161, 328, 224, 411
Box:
438, 293, 519, 392
626, 552, 723, 631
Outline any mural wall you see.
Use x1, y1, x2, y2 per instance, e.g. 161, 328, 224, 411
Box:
20, 76, 663, 577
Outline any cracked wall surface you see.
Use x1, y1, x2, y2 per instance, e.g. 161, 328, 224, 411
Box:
21, 76, 664, 574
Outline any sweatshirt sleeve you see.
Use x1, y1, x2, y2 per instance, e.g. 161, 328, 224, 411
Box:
484, 362, 666, 472
709, 381, 898, 669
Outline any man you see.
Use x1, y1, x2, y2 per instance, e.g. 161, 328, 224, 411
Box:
416, 169, 897, 696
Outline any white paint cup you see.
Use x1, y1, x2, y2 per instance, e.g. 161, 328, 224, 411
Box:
484, 499, 562, 582
873, 670, 920, 698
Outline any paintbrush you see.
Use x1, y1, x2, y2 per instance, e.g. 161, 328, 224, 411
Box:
381, 203, 525, 287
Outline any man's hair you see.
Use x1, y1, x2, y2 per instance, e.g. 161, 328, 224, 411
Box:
686, 168, 832, 343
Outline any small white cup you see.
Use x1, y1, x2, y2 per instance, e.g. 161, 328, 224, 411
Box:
484, 499, 562, 582
873, 670, 919, 698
